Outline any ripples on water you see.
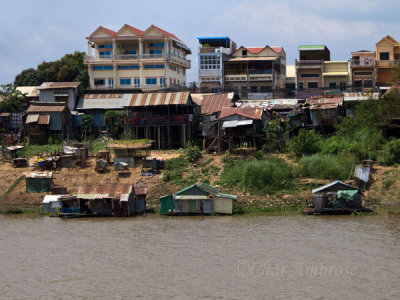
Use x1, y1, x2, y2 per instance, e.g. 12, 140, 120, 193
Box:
0, 212, 399, 299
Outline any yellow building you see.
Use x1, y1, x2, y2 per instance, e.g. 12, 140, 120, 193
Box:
85, 24, 191, 90
323, 61, 350, 92
375, 35, 400, 86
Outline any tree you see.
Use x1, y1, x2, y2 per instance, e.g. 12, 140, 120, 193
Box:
14, 51, 89, 88
81, 114, 94, 140
0, 83, 27, 113
104, 110, 124, 137
288, 129, 321, 158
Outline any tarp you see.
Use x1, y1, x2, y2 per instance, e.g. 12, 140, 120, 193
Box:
26, 177, 52, 193
336, 190, 358, 201
160, 194, 175, 215
354, 166, 370, 183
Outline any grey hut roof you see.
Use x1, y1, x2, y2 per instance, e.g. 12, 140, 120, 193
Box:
312, 180, 358, 194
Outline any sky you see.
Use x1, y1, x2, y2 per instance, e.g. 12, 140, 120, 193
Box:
1, 0, 400, 85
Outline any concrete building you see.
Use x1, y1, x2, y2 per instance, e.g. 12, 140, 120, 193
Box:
36, 82, 82, 111
375, 35, 400, 86
322, 61, 350, 94
197, 36, 236, 92
350, 50, 376, 92
85, 24, 191, 91
285, 65, 296, 97
224, 46, 286, 99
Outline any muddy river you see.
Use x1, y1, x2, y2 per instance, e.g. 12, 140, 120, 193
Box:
0, 212, 399, 299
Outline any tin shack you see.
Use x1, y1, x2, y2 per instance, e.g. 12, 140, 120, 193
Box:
58, 183, 138, 217
306, 180, 371, 215
160, 182, 237, 215
26, 172, 53, 193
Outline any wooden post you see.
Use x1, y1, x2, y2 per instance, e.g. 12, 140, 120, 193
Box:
158, 126, 161, 150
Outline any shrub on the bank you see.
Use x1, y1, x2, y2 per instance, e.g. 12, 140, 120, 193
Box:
221, 157, 294, 194
184, 142, 202, 163
296, 154, 355, 180
379, 138, 400, 165
254, 150, 264, 160
288, 129, 321, 158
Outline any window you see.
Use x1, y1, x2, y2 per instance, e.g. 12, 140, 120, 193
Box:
150, 49, 162, 57
380, 52, 390, 60
108, 79, 114, 88
364, 80, 373, 88
301, 73, 320, 78
308, 82, 318, 89
298, 82, 304, 90
200, 54, 221, 70
98, 44, 113, 49
120, 78, 131, 85
354, 80, 362, 88
149, 42, 164, 48
329, 82, 337, 88
99, 51, 111, 58
93, 65, 113, 70
134, 78, 140, 87
144, 64, 164, 69
169, 64, 177, 71
242, 50, 247, 56
146, 78, 157, 85
125, 50, 137, 54
251, 86, 258, 93
340, 82, 346, 91
354, 71, 373, 76
160, 78, 166, 87
118, 65, 140, 70
94, 79, 105, 86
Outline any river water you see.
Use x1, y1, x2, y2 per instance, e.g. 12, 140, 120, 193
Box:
0, 212, 399, 299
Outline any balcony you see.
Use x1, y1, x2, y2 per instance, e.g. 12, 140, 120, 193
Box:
295, 59, 323, 68
225, 75, 247, 81
169, 54, 191, 68
199, 46, 231, 55
249, 74, 272, 81
198, 69, 223, 77
125, 114, 193, 125
115, 54, 139, 60
351, 58, 375, 67
142, 53, 163, 59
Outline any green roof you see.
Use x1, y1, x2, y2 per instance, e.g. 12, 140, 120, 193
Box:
298, 45, 326, 51
175, 182, 219, 196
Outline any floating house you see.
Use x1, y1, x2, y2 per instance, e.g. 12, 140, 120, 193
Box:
160, 182, 237, 215
58, 183, 142, 217
42, 195, 76, 213
306, 180, 371, 215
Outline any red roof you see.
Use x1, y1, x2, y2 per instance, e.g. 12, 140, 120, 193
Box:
102, 27, 117, 37
200, 93, 235, 114
219, 107, 263, 120
149, 24, 182, 42
246, 47, 264, 54
125, 24, 144, 36
271, 47, 283, 53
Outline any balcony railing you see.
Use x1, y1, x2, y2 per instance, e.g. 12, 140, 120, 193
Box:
115, 54, 139, 60
142, 53, 163, 59
389, 59, 400, 66
60, 207, 80, 214
295, 59, 323, 68
169, 54, 191, 68
351, 58, 375, 67
125, 114, 193, 125
199, 46, 231, 55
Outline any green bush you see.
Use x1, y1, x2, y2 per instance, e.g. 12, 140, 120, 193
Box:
184, 142, 202, 163
221, 157, 294, 194
288, 129, 321, 158
254, 150, 264, 160
297, 154, 355, 180
379, 138, 400, 165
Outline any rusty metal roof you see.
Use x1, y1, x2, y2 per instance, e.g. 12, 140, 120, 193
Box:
0, 112, 11, 117
77, 93, 129, 110
37, 82, 81, 90
77, 183, 133, 200
125, 92, 191, 107
27, 104, 67, 113
200, 93, 235, 115
219, 107, 264, 120
134, 187, 147, 195
37, 115, 50, 125
305, 96, 343, 106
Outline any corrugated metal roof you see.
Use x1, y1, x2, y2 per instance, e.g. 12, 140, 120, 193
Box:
222, 120, 254, 128
6, 145, 24, 151
312, 180, 357, 194
190, 93, 213, 106
77, 93, 130, 110
26, 114, 39, 123
26, 172, 52, 179
305, 97, 343, 106
27, 104, 67, 113
37, 82, 81, 90
125, 92, 191, 107
77, 183, 133, 200
134, 187, 147, 195
200, 93, 235, 114
38, 115, 50, 125
16, 86, 39, 97
310, 103, 338, 110
298, 45, 326, 51
219, 107, 263, 120
227, 57, 277, 62
0, 112, 11, 117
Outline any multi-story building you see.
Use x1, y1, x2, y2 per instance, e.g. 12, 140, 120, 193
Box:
295, 45, 330, 96
85, 24, 191, 90
375, 35, 400, 86
350, 50, 375, 92
197, 36, 236, 92
323, 61, 350, 94
223, 46, 286, 99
